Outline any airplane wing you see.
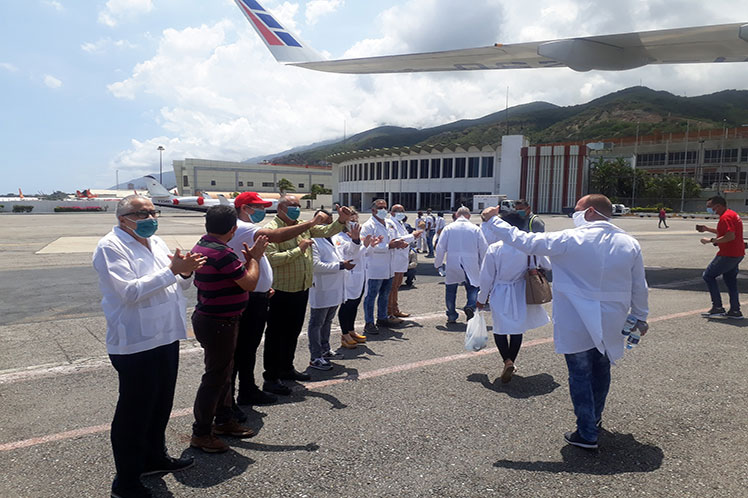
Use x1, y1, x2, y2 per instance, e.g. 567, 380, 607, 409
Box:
235, 0, 748, 73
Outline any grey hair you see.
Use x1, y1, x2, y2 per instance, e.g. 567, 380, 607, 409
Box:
456, 206, 471, 218
116, 194, 150, 217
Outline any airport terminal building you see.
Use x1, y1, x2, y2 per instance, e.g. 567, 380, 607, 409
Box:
173, 158, 332, 196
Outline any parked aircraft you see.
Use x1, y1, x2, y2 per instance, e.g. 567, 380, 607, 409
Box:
75, 189, 97, 199
143, 175, 232, 212
235, 0, 748, 74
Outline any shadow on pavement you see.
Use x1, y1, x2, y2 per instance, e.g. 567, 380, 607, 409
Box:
645, 267, 748, 293
466, 372, 561, 399
172, 448, 254, 488
493, 429, 663, 475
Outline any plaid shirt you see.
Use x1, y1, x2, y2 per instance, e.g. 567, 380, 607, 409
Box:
265, 216, 344, 292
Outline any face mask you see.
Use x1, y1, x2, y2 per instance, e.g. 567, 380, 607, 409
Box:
517, 210, 527, 219
249, 207, 266, 223
132, 218, 158, 238
286, 206, 301, 220
706, 207, 715, 214
346, 221, 358, 232
394, 212, 406, 221
376, 208, 388, 219
572, 209, 588, 227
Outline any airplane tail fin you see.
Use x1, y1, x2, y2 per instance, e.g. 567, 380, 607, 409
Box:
218, 195, 232, 206
18, 188, 24, 199
234, 0, 323, 63
143, 175, 174, 199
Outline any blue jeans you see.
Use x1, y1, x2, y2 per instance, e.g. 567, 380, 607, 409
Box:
364, 278, 393, 324
426, 229, 435, 255
703, 255, 743, 310
564, 348, 611, 442
445, 277, 478, 321
308, 306, 337, 360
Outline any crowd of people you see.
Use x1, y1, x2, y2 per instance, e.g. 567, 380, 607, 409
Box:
99, 190, 748, 497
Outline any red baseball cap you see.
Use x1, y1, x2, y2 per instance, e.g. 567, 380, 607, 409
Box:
234, 192, 272, 208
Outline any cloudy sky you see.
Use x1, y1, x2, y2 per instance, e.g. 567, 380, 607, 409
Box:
2, 0, 747, 193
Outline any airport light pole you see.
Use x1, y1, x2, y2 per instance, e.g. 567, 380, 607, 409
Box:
157, 145, 165, 185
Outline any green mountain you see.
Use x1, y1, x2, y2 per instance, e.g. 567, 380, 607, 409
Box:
270, 87, 748, 164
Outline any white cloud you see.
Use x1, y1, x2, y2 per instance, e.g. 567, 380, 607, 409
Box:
0, 62, 19, 72
81, 37, 137, 54
106, 0, 748, 175
43, 74, 62, 88
98, 0, 153, 27
43, 0, 64, 11
305, 0, 343, 25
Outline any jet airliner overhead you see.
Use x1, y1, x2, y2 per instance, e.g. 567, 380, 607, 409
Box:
234, 0, 748, 74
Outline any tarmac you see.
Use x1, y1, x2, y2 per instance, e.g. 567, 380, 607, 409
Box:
0, 209, 747, 497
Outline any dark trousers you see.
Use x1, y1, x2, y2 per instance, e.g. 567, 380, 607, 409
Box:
703, 255, 743, 310
494, 334, 523, 362
338, 290, 364, 333
192, 312, 240, 437
232, 292, 270, 398
263, 289, 309, 381
109, 341, 179, 486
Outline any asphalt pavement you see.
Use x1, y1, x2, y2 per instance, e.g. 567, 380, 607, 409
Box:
0, 210, 746, 497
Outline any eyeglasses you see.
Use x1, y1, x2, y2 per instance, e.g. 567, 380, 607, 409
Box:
124, 209, 160, 219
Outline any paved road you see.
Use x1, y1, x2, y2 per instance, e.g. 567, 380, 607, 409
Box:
1, 212, 747, 497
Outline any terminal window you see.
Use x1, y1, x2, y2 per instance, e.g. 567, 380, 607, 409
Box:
211, 180, 216, 186
384, 161, 390, 180
298, 183, 305, 188
431, 158, 441, 178
247, 182, 254, 187
481, 157, 494, 177
262, 182, 274, 187
455, 158, 466, 177
391, 161, 399, 180
238, 181, 243, 187
420, 159, 429, 178
468, 157, 480, 177
410, 160, 418, 179
443, 158, 453, 178
183, 175, 189, 187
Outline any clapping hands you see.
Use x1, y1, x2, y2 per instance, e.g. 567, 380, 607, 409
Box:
169, 248, 207, 276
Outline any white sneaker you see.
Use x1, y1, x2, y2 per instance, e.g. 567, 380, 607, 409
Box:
322, 350, 343, 359
309, 358, 332, 370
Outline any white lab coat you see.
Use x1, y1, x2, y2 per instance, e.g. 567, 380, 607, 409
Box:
92, 227, 192, 355
389, 218, 416, 273
333, 232, 366, 301
478, 242, 550, 335
483, 217, 649, 363
361, 216, 397, 280
434, 217, 488, 286
310, 237, 348, 309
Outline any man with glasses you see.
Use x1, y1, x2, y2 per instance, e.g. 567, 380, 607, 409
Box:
262, 195, 353, 395
228, 193, 329, 409
93, 195, 206, 498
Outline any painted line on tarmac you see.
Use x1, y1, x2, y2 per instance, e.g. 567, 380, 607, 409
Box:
0, 305, 728, 453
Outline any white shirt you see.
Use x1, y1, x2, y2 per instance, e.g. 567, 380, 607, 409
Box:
389, 217, 416, 273
478, 242, 550, 335
424, 215, 435, 230
435, 217, 446, 233
483, 217, 649, 362
434, 217, 488, 286
361, 216, 397, 280
310, 237, 347, 309
92, 226, 192, 355
227, 219, 273, 293
333, 232, 366, 301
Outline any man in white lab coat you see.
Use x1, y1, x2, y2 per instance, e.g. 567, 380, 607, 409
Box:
434, 207, 488, 324
482, 194, 649, 449
361, 199, 409, 334
387, 204, 423, 321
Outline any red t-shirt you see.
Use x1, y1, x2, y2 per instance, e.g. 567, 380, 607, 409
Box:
716, 209, 745, 257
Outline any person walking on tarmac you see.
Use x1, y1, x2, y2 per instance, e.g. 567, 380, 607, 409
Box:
659, 208, 669, 229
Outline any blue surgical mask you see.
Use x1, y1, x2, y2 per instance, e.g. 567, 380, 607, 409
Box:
394, 212, 406, 221
286, 206, 301, 220
133, 218, 158, 238
376, 208, 388, 219
517, 210, 527, 219
249, 208, 266, 223
706, 207, 715, 214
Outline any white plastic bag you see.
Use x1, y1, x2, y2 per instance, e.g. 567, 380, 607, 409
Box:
464, 311, 488, 351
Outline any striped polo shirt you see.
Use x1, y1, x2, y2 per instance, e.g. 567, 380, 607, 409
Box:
192, 235, 248, 317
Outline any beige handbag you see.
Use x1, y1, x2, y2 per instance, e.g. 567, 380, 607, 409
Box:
525, 256, 552, 304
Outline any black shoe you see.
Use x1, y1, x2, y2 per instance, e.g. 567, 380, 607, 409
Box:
237, 388, 278, 406
702, 306, 726, 317
364, 322, 379, 335
278, 369, 311, 381
112, 480, 153, 498
262, 379, 292, 395
563, 430, 598, 449
726, 309, 744, 319
231, 402, 248, 423
463, 307, 475, 321
376, 318, 401, 328
141, 455, 194, 477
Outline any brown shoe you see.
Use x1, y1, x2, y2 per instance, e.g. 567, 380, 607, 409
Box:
383, 316, 404, 325
500, 361, 515, 384
341, 334, 358, 349
349, 332, 367, 343
213, 420, 255, 438
190, 434, 229, 453
393, 311, 410, 318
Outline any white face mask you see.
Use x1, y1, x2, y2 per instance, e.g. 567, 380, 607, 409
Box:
376, 208, 388, 219
572, 209, 588, 227
394, 212, 405, 221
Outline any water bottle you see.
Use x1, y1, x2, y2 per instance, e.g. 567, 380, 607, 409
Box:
626, 331, 641, 349
438, 265, 446, 277
621, 315, 637, 337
